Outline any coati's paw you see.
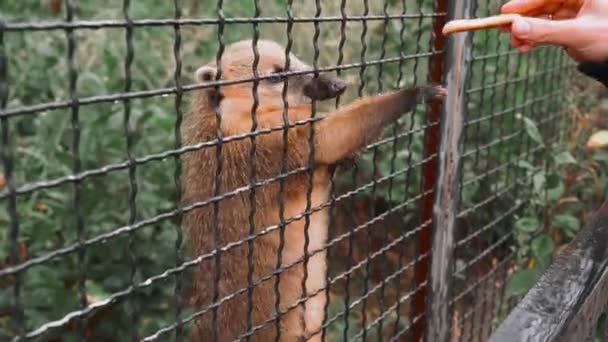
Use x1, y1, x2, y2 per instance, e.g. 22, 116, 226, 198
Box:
417, 84, 447, 103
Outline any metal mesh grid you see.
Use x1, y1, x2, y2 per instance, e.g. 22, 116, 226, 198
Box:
0, 0, 574, 341
449, 0, 574, 340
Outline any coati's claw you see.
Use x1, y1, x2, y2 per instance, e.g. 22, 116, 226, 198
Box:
427, 85, 448, 100
415, 85, 447, 103
434, 85, 448, 98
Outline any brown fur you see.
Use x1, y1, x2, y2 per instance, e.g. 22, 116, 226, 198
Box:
180, 39, 446, 342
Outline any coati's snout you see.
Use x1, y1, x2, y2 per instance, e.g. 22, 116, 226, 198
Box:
303, 74, 347, 101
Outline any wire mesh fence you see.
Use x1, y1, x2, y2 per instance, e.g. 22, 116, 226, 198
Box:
0, 0, 580, 341
446, 0, 573, 340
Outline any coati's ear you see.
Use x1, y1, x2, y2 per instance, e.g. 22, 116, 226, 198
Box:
195, 65, 218, 83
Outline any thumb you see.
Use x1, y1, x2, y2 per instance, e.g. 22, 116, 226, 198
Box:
511, 17, 580, 46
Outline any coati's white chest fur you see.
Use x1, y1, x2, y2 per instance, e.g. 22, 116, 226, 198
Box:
279, 167, 331, 341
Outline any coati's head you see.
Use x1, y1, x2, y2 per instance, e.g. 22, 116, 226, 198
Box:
194, 39, 346, 133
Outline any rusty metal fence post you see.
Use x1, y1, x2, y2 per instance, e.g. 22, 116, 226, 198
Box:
410, 0, 448, 338
414, 0, 474, 340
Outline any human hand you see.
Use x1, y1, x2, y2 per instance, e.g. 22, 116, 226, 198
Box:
500, 0, 608, 62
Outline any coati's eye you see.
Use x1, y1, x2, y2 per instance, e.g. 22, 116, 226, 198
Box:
267, 66, 285, 83
200, 71, 213, 82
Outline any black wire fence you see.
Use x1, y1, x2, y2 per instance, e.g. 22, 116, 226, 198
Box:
0, 0, 582, 341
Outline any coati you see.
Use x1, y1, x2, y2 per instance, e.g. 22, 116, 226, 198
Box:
180, 39, 446, 342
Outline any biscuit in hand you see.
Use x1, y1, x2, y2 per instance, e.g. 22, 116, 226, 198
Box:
442, 14, 522, 35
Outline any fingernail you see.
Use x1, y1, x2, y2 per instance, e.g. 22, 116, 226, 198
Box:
512, 19, 531, 36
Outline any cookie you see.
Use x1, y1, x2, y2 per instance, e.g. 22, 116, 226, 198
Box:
442, 14, 522, 35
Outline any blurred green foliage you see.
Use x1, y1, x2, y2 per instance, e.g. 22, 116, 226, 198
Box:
0, 0, 606, 341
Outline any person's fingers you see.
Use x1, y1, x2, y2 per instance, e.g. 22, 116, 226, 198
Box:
508, 35, 536, 53
564, 46, 586, 62
500, 0, 564, 16
553, 7, 579, 19
519, 45, 534, 53
509, 36, 518, 48
510, 35, 524, 48
501, 0, 547, 15
509, 33, 538, 50
501, 0, 583, 16
510, 17, 581, 46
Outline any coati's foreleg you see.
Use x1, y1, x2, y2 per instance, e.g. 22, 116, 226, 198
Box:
313, 85, 446, 165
